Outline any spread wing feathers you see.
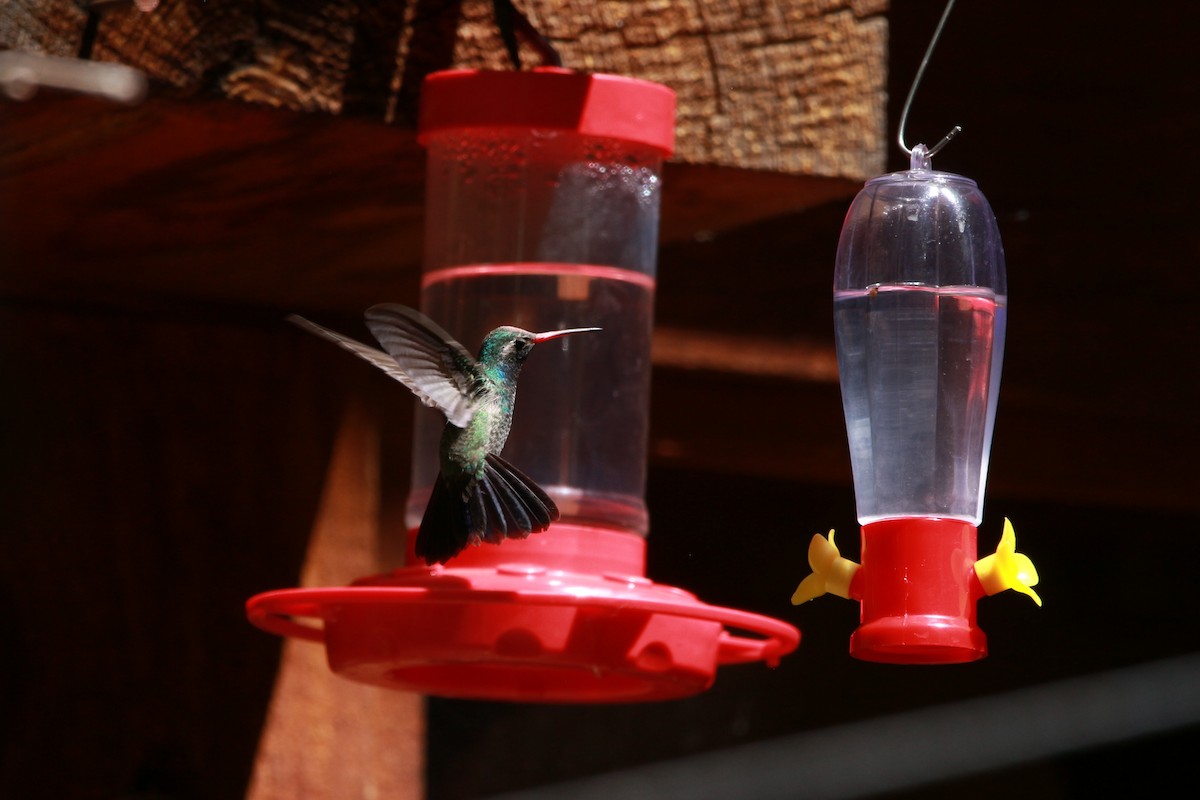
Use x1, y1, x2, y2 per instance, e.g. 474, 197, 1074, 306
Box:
364, 304, 487, 429
414, 454, 559, 565
287, 307, 482, 428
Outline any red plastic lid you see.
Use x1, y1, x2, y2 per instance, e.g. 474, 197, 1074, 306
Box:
246, 525, 798, 703
418, 68, 676, 156
850, 518, 987, 664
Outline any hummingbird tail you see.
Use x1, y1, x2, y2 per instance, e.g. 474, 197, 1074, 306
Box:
482, 453, 558, 537
414, 455, 560, 565
415, 475, 472, 565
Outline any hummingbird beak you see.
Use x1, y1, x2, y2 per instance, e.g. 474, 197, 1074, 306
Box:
531, 327, 601, 343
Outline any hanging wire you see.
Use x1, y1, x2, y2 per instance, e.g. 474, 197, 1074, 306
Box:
897, 0, 961, 159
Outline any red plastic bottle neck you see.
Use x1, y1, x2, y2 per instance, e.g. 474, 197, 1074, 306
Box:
850, 517, 987, 664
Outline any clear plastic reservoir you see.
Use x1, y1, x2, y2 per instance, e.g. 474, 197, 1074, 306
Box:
834, 153, 1007, 525
406, 69, 675, 539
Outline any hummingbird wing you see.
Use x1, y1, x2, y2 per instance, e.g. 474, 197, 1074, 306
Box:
363, 304, 487, 428
288, 308, 483, 428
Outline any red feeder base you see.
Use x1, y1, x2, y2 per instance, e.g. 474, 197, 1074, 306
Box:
246, 525, 799, 703
850, 518, 987, 664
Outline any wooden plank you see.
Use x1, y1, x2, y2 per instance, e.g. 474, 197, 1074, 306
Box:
653, 325, 838, 382
247, 398, 423, 800
483, 0, 890, 178
0, 95, 428, 312
0, 0, 86, 58
0, 93, 854, 313
0, 0, 886, 335
1, 0, 889, 180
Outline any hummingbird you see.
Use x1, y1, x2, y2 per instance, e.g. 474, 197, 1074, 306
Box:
287, 303, 600, 565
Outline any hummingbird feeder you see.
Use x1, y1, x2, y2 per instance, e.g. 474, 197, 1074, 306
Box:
791, 0, 1039, 664
248, 68, 798, 702
791, 143, 1041, 663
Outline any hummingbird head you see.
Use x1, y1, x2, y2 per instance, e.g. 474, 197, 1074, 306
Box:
478, 324, 601, 371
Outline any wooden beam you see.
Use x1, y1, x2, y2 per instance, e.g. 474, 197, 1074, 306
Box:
653, 326, 838, 383
248, 397, 423, 800
0, 94, 427, 313
0, 92, 856, 313
2, 0, 888, 179
0, 0, 886, 334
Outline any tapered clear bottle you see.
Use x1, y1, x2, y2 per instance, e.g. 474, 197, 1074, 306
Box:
835, 146, 1007, 527
834, 145, 1008, 662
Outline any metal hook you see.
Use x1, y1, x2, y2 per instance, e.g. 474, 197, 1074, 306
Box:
0, 51, 146, 103
897, 0, 961, 159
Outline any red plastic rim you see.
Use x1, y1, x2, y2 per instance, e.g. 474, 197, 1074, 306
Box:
246, 528, 798, 703
418, 68, 676, 156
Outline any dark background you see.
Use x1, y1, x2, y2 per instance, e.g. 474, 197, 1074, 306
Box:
2, 1, 1198, 798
